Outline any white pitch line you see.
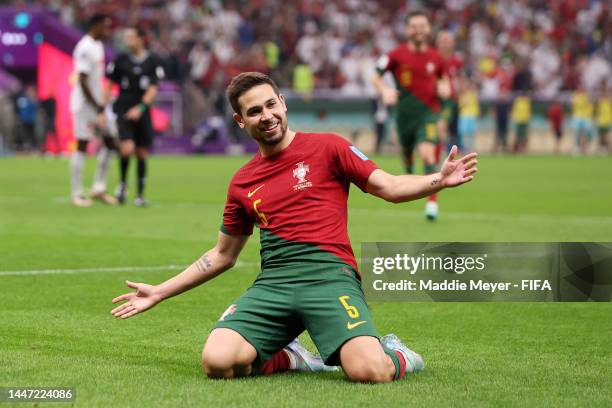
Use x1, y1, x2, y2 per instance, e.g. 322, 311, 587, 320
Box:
0, 261, 257, 277
0, 264, 186, 276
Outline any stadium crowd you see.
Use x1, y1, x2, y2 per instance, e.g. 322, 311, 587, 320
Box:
35, 0, 610, 97
2, 0, 611, 153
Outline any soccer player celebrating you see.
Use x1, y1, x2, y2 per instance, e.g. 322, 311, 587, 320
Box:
106, 27, 164, 207
111, 72, 478, 383
69, 14, 117, 207
372, 10, 451, 221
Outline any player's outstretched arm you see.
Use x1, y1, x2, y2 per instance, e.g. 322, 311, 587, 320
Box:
366, 145, 478, 203
372, 72, 399, 106
111, 231, 249, 319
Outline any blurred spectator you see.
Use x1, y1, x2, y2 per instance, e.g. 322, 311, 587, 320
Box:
531, 39, 561, 98
0, 88, 17, 153
571, 85, 594, 154
511, 60, 533, 93
5, 0, 611, 152
15, 85, 39, 152
458, 77, 480, 153
493, 89, 511, 153
40, 96, 57, 154
582, 52, 611, 94
595, 81, 610, 153
10, 0, 610, 98
292, 63, 314, 94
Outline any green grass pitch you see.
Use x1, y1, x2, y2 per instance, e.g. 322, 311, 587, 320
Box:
1, 154, 611, 407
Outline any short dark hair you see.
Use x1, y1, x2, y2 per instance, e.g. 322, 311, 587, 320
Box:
125, 25, 147, 39
124, 26, 148, 47
88, 14, 108, 30
407, 10, 429, 22
226, 72, 280, 114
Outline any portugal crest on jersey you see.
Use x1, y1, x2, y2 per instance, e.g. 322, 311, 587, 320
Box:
426, 62, 435, 74
293, 162, 312, 191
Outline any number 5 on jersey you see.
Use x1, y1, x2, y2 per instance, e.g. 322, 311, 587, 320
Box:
339, 295, 359, 318
253, 199, 268, 226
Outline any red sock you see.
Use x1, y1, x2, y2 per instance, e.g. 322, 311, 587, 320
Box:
395, 350, 407, 380
259, 349, 290, 375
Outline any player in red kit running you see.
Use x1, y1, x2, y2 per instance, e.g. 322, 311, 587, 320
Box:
373, 11, 452, 221
111, 72, 478, 383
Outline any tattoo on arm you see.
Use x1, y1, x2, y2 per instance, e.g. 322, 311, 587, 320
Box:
194, 254, 212, 274
430, 177, 441, 187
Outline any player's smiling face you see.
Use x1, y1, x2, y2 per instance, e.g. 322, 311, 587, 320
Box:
406, 15, 431, 46
234, 84, 288, 146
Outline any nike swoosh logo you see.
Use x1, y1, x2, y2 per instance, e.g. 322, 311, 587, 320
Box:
347, 321, 367, 330
247, 185, 264, 198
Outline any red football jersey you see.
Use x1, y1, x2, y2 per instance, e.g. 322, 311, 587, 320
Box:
376, 44, 446, 111
221, 132, 378, 273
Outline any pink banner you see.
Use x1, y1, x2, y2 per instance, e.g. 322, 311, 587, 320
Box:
38, 42, 74, 153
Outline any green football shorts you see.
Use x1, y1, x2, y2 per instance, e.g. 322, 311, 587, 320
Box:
440, 99, 456, 121
395, 110, 440, 155
213, 263, 378, 366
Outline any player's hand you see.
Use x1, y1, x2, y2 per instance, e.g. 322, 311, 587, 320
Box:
125, 106, 143, 121
381, 88, 399, 106
111, 280, 161, 319
439, 145, 478, 188
437, 78, 451, 99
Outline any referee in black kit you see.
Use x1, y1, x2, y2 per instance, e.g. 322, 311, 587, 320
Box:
105, 26, 164, 207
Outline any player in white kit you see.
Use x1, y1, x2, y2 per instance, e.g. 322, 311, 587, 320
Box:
69, 14, 117, 207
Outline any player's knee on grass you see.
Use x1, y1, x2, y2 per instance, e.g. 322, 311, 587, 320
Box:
340, 337, 394, 383
201, 328, 257, 379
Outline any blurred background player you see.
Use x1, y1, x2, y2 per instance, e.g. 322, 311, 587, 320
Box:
372, 10, 451, 221
457, 77, 480, 153
546, 101, 564, 154
571, 84, 594, 155
436, 30, 462, 153
69, 14, 117, 207
511, 92, 532, 154
106, 27, 164, 207
595, 81, 610, 154
493, 88, 511, 154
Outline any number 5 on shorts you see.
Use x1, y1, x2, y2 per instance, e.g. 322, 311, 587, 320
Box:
339, 295, 359, 319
